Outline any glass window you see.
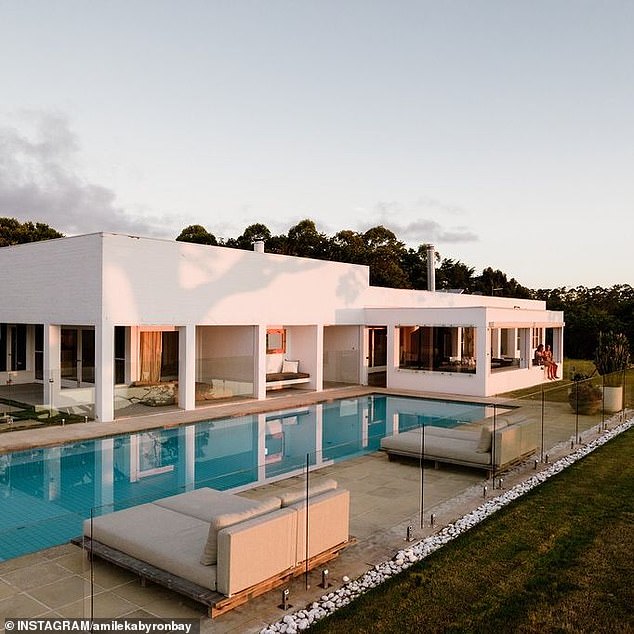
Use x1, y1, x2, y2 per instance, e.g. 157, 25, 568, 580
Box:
0, 324, 6, 372
114, 326, 126, 384
35, 325, 44, 380
398, 326, 476, 374
368, 327, 387, 367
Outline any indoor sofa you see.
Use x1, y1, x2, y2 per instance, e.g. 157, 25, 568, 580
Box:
79, 479, 350, 617
380, 416, 538, 474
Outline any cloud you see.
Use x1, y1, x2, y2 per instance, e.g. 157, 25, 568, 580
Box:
359, 199, 479, 245
0, 111, 172, 237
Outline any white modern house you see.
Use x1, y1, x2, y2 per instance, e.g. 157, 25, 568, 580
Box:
0, 233, 564, 423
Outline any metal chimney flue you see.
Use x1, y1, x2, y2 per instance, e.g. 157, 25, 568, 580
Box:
253, 240, 265, 253
426, 244, 436, 292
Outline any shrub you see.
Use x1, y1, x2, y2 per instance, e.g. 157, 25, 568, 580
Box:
594, 331, 630, 387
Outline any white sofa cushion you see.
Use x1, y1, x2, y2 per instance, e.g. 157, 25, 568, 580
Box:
280, 478, 338, 507
380, 430, 491, 465
155, 487, 280, 523
83, 504, 218, 590
282, 359, 299, 373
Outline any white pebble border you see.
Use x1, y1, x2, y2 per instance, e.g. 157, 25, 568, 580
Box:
260, 414, 633, 634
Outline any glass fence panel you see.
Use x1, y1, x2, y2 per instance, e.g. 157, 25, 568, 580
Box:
198, 354, 255, 399
323, 349, 361, 384
0, 368, 91, 428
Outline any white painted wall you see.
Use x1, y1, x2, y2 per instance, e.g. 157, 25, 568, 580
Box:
101, 234, 369, 326
0, 234, 103, 324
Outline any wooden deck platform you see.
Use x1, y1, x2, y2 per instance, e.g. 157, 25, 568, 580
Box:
72, 535, 355, 618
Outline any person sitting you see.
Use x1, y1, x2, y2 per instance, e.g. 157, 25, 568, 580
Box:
534, 344, 545, 366
543, 344, 559, 379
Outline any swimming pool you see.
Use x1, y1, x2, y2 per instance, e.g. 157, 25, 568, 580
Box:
0, 394, 495, 561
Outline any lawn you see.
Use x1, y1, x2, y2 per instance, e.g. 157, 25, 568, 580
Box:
311, 426, 634, 633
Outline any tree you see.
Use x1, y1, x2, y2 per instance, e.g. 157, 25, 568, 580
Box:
285, 219, 329, 258
175, 224, 218, 245
362, 226, 410, 288
328, 230, 367, 265
0, 217, 63, 247
436, 258, 476, 291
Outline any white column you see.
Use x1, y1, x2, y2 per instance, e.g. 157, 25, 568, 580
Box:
254, 325, 267, 400
43, 324, 61, 409
178, 324, 196, 410
95, 322, 115, 423
360, 327, 369, 386
386, 326, 398, 390
553, 328, 564, 367
313, 325, 324, 391
126, 326, 139, 384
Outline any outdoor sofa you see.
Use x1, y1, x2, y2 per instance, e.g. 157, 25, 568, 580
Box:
380, 416, 538, 474
266, 359, 310, 389
78, 479, 350, 617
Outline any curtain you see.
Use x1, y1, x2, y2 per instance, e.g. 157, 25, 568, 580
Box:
139, 331, 162, 383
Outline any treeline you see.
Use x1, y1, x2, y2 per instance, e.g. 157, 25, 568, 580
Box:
534, 285, 634, 359
0, 217, 63, 246
176, 220, 533, 297
2, 217, 632, 360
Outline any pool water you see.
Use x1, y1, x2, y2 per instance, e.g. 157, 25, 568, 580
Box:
0, 395, 494, 561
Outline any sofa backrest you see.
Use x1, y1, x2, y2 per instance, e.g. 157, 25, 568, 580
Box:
424, 426, 481, 442
493, 419, 538, 467
279, 478, 338, 507
154, 487, 281, 523
287, 488, 350, 564
215, 484, 350, 597
216, 507, 297, 597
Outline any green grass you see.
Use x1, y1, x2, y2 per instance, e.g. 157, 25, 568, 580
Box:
311, 427, 634, 634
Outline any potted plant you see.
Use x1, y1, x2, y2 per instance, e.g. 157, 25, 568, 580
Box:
568, 371, 603, 415
594, 331, 630, 412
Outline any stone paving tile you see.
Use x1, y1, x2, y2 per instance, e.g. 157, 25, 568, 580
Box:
0, 579, 15, 602
109, 579, 190, 608
0, 551, 51, 575
59, 591, 139, 619
28, 575, 99, 610
0, 592, 50, 619
1, 561, 74, 592
78, 559, 138, 590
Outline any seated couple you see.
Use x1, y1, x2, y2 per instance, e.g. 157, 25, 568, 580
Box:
534, 344, 559, 379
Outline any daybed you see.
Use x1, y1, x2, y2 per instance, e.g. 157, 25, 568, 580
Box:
77, 479, 350, 617
266, 359, 310, 390
380, 416, 538, 474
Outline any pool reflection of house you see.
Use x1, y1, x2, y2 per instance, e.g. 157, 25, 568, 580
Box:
0, 233, 564, 423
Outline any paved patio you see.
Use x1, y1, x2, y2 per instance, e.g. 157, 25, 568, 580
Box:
0, 385, 623, 633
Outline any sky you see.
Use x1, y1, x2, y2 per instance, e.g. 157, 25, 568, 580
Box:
1, 1, 632, 289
